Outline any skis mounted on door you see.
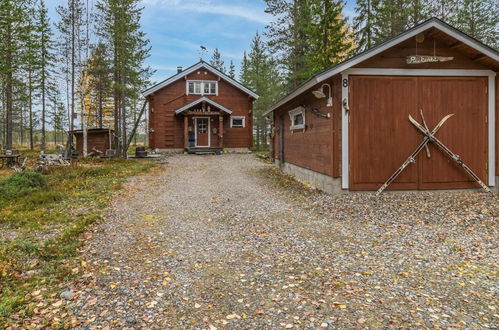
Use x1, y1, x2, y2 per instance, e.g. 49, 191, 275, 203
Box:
376, 111, 491, 196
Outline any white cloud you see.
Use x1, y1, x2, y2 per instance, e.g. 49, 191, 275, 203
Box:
141, 0, 270, 24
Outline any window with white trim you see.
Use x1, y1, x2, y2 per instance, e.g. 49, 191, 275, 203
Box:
230, 116, 245, 128
187, 81, 217, 95
289, 107, 305, 130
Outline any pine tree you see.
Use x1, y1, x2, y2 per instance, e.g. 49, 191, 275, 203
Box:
429, 0, 459, 23
36, 0, 57, 151
210, 48, 226, 72
0, 0, 30, 150
265, 0, 313, 90
87, 42, 113, 128
456, 0, 498, 48
96, 0, 153, 157
228, 60, 236, 78
56, 0, 88, 149
353, 0, 380, 51
241, 32, 284, 149
305, 0, 357, 75
375, 0, 409, 42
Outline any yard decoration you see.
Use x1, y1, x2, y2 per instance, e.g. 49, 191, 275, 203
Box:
376, 111, 491, 195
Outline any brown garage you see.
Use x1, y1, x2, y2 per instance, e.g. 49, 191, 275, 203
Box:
264, 18, 498, 193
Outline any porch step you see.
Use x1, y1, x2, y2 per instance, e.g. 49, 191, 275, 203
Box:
187, 147, 222, 155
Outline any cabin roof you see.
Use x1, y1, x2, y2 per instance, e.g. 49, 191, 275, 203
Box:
264, 17, 499, 116
174, 96, 234, 114
143, 61, 259, 99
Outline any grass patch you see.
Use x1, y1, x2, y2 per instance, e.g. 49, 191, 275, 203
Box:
0, 155, 157, 324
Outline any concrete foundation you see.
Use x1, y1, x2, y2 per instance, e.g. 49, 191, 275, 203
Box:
224, 148, 251, 153
155, 148, 184, 154
275, 160, 343, 194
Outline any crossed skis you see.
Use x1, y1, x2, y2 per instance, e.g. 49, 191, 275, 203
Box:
376, 111, 491, 196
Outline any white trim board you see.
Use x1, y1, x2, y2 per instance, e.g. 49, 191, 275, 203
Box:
143, 61, 259, 99
341, 68, 496, 189
194, 117, 210, 147
264, 18, 498, 116
174, 96, 233, 115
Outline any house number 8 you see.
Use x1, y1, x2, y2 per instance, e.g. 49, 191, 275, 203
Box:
342, 79, 348, 88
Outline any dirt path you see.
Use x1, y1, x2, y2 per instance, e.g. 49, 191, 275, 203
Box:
71, 154, 498, 329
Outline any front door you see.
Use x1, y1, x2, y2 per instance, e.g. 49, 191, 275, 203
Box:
195, 118, 210, 147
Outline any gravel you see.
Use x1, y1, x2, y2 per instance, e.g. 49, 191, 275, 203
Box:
71, 154, 498, 329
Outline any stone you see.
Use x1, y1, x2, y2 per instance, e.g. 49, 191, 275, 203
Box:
61, 290, 76, 300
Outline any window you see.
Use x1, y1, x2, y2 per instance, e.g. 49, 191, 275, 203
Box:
187, 81, 217, 95
289, 107, 305, 130
230, 116, 245, 128
197, 120, 208, 133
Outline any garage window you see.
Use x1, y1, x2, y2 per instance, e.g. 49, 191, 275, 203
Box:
289, 107, 305, 130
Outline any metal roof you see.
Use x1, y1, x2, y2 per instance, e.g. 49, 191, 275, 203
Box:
143, 61, 259, 99
263, 17, 499, 116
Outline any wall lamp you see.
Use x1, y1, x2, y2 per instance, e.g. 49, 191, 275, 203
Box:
312, 83, 332, 107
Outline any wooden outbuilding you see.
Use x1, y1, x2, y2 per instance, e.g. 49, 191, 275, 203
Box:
143, 61, 258, 153
264, 18, 498, 193
70, 128, 114, 156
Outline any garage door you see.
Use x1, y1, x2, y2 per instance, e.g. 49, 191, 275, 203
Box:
349, 75, 488, 191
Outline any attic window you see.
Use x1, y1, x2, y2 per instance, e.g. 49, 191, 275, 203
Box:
289, 107, 305, 130
187, 81, 217, 95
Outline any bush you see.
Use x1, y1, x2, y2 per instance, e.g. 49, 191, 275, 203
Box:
0, 172, 46, 200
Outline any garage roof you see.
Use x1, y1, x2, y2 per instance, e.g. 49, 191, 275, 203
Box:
264, 17, 499, 116
143, 61, 259, 99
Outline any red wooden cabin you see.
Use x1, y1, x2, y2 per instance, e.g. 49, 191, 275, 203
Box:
143, 61, 258, 153
265, 18, 499, 193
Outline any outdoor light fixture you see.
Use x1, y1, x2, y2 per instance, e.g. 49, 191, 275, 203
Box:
312, 84, 333, 107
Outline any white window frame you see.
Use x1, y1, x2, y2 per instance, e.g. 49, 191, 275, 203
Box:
230, 116, 245, 128
186, 80, 218, 96
288, 106, 305, 130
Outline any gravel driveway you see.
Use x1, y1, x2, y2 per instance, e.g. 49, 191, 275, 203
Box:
71, 154, 498, 329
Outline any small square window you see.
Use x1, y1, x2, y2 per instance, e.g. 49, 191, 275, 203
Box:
289, 107, 305, 130
231, 116, 245, 128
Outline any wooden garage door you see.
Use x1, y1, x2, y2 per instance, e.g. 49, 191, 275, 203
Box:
349, 75, 487, 191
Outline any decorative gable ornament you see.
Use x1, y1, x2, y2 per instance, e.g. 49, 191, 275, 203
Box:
406, 55, 454, 64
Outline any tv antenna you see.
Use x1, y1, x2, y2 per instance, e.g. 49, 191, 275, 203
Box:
199, 45, 208, 61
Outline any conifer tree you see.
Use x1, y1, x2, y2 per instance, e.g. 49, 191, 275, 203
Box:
305, 0, 357, 75
96, 0, 152, 157
241, 33, 283, 149
353, 0, 380, 51
228, 61, 236, 79
36, 0, 57, 151
87, 42, 113, 128
375, 0, 409, 42
210, 48, 226, 72
265, 0, 312, 90
56, 0, 88, 148
456, 0, 498, 48
0, 0, 30, 149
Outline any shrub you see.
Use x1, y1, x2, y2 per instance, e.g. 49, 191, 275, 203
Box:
0, 172, 46, 200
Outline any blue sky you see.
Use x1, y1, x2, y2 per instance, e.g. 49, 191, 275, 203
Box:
46, 0, 356, 85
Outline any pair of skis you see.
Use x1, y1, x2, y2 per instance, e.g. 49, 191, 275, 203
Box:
376, 111, 491, 196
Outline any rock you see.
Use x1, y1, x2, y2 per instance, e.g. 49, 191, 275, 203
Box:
61, 290, 76, 300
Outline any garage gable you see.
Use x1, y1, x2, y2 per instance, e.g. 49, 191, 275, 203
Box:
264, 17, 499, 116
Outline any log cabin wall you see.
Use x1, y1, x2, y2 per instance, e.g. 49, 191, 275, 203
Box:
74, 131, 112, 156
147, 67, 254, 150
273, 76, 341, 177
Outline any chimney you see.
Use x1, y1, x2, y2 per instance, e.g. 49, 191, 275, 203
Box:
177, 66, 183, 74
